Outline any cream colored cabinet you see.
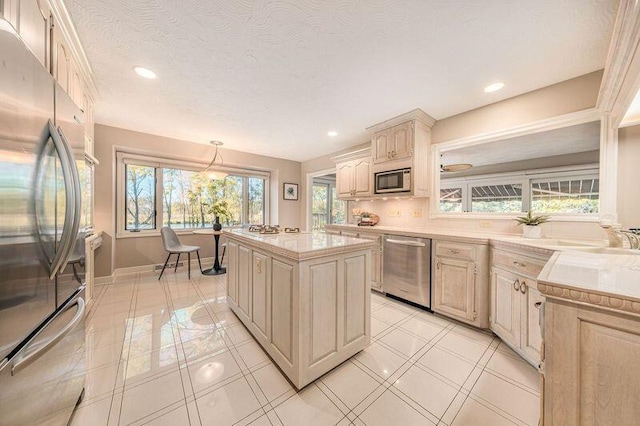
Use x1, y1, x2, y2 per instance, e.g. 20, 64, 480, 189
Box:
52, 22, 70, 92
18, 0, 50, 69
252, 251, 269, 340
226, 240, 238, 303
490, 247, 549, 367
372, 121, 414, 163
69, 56, 84, 107
357, 232, 383, 293
336, 158, 372, 199
542, 291, 640, 424
225, 236, 369, 389
432, 240, 489, 328
1, 0, 19, 31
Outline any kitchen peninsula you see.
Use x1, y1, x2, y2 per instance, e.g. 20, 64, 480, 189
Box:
224, 229, 376, 388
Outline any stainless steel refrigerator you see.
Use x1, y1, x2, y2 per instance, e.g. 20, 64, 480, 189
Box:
0, 20, 86, 425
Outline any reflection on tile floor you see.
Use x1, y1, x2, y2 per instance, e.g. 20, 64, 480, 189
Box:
71, 271, 540, 426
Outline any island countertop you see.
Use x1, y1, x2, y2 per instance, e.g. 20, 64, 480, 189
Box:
225, 229, 377, 261
538, 250, 640, 317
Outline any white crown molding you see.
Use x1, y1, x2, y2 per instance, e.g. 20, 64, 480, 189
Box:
366, 108, 436, 133
330, 147, 371, 163
597, 0, 640, 127
48, 0, 98, 99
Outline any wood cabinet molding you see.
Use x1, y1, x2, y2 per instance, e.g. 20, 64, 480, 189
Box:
538, 281, 640, 319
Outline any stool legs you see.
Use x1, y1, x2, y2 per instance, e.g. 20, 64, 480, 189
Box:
187, 252, 191, 279
174, 253, 180, 272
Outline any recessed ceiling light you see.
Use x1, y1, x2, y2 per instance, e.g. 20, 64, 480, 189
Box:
327, 130, 338, 137
484, 82, 504, 93
133, 66, 157, 79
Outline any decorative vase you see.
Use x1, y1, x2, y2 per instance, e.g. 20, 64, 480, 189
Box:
522, 225, 542, 239
213, 216, 222, 231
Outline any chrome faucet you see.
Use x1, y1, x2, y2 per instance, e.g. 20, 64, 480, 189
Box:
619, 230, 640, 249
600, 221, 640, 249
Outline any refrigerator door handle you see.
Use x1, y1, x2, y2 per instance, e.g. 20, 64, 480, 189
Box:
10, 297, 85, 376
55, 126, 82, 275
44, 120, 76, 280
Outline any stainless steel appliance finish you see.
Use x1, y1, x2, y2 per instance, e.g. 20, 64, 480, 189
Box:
375, 168, 411, 194
383, 235, 432, 308
0, 21, 86, 425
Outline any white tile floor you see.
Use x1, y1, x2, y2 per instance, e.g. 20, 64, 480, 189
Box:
71, 271, 540, 426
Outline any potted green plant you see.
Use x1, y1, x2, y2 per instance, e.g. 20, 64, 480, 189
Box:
515, 211, 550, 239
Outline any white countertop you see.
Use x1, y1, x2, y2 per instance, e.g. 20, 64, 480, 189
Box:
226, 229, 377, 261
539, 250, 640, 305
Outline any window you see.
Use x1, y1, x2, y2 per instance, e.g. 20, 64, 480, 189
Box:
470, 183, 522, 213
531, 177, 599, 214
125, 164, 156, 230
439, 167, 599, 215
118, 152, 268, 235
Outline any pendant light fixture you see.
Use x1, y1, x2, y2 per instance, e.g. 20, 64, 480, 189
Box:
202, 141, 228, 180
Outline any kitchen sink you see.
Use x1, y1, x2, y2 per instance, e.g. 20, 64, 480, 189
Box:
570, 247, 640, 255
534, 239, 603, 247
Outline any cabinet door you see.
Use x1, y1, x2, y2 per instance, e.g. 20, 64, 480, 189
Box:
390, 121, 413, 160
19, 0, 49, 69
434, 257, 475, 321
237, 245, 252, 320
226, 241, 238, 302
336, 162, 354, 198
52, 23, 70, 92
372, 130, 390, 163
358, 233, 382, 291
252, 251, 269, 340
83, 92, 95, 141
490, 268, 520, 348
1, 0, 19, 30
521, 282, 544, 364
69, 56, 84, 108
353, 158, 372, 196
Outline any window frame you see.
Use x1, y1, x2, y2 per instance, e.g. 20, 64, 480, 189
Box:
439, 165, 599, 217
116, 151, 270, 238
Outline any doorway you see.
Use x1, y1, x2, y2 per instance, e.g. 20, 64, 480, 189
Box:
311, 173, 345, 231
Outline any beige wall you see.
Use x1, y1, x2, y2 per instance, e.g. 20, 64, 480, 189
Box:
94, 125, 301, 277
431, 70, 603, 143
617, 125, 640, 228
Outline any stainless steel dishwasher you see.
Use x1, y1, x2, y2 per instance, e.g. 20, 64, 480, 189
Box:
383, 235, 432, 309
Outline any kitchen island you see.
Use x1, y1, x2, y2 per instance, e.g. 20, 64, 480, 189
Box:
224, 229, 376, 389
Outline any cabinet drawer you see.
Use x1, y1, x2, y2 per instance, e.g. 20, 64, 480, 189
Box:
341, 231, 359, 238
357, 232, 382, 245
492, 249, 546, 278
435, 242, 475, 261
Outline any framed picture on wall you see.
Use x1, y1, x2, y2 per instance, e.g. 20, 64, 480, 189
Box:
283, 183, 298, 200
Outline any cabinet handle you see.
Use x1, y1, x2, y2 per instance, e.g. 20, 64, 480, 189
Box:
520, 281, 527, 294
255, 259, 262, 274
447, 249, 460, 255
534, 301, 542, 309
513, 261, 527, 268
513, 278, 520, 291
436, 259, 441, 270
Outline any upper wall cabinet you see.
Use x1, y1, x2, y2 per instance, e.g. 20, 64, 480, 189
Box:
336, 155, 372, 199
372, 121, 414, 163
18, 0, 50, 69
1, 0, 19, 30
367, 109, 436, 198
52, 21, 70, 92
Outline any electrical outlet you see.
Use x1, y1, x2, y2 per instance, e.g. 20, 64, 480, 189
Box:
479, 221, 493, 228
412, 209, 422, 218
387, 209, 401, 217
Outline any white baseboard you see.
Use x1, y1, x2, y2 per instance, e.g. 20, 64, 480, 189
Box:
95, 257, 217, 285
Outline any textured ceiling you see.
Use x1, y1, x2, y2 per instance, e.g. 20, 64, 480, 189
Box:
66, 0, 618, 162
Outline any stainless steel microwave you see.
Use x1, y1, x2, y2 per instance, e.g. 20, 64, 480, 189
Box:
375, 168, 411, 194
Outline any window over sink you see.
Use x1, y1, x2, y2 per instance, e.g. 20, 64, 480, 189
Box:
433, 119, 604, 219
